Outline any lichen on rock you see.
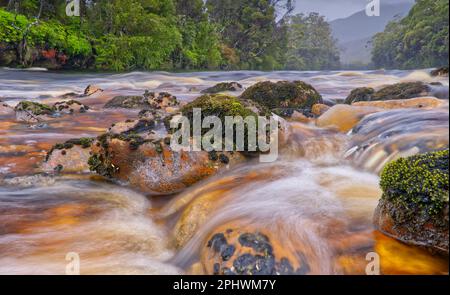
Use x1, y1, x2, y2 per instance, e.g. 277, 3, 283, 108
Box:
374, 149, 449, 254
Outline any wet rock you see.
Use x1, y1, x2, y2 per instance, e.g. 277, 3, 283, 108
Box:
84, 84, 103, 96
201, 82, 243, 94
240, 81, 323, 117
201, 226, 311, 275
374, 150, 449, 255
104, 95, 149, 109
311, 104, 330, 117
345, 87, 375, 104
352, 97, 444, 110
0, 102, 14, 116
431, 67, 449, 77
345, 82, 433, 104
104, 91, 179, 111
53, 100, 90, 114
14, 101, 55, 123
88, 116, 240, 194
42, 138, 95, 173
316, 104, 381, 132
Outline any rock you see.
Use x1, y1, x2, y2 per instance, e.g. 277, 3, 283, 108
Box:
0, 102, 14, 116
311, 104, 330, 117
431, 67, 449, 77
104, 95, 149, 109
345, 82, 433, 104
88, 116, 241, 194
352, 97, 444, 110
104, 91, 179, 111
240, 81, 322, 117
374, 150, 449, 255
53, 100, 90, 114
84, 84, 103, 96
42, 138, 95, 173
14, 101, 55, 123
0, 174, 56, 188
201, 82, 243, 94
201, 225, 311, 275
316, 104, 381, 132
345, 87, 375, 104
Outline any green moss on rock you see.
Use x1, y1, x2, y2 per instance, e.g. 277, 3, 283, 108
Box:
345, 87, 375, 104
201, 82, 243, 94
15, 101, 55, 116
239, 81, 322, 115
372, 82, 431, 101
380, 149, 449, 221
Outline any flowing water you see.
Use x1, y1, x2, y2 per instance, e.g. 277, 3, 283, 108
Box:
0, 68, 448, 274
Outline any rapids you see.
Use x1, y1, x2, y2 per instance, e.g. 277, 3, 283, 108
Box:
0, 68, 448, 274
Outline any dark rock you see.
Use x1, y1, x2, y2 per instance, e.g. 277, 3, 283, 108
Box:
53, 100, 90, 114
14, 101, 55, 122
84, 84, 103, 96
240, 80, 323, 117
431, 67, 449, 77
201, 82, 243, 94
104, 95, 149, 109
345, 87, 375, 104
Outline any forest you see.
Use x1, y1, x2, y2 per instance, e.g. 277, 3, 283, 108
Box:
0, 0, 340, 71
0, 0, 448, 71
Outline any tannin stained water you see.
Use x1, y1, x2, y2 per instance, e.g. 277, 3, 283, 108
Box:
0, 69, 448, 274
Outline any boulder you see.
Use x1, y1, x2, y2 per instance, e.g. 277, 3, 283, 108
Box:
104, 95, 149, 109
374, 150, 449, 255
239, 81, 322, 117
14, 101, 55, 123
345, 82, 433, 104
345, 87, 375, 104
316, 104, 381, 133
0, 101, 14, 116
201, 82, 243, 94
42, 138, 95, 173
88, 116, 242, 194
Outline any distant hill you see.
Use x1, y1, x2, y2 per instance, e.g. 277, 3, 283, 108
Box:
330, 3, 413, 66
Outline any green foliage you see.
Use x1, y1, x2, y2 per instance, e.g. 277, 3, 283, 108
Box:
380, 149, 449, 218
0, 8, 92, 57
285, 13, 340, 70
372, 0, 449, 69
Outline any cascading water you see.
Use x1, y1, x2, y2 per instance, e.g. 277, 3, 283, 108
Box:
0, 68, 448, 274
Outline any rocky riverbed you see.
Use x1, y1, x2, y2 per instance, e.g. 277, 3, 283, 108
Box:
0, 68, 448, 274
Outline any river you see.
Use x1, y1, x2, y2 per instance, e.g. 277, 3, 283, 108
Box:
0, 68, 448, 274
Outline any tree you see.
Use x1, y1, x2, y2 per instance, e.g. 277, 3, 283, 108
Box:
372, 0, 449, 69
285, 13, 340, 70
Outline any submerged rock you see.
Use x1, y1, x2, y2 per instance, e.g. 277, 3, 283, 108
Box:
316, 104, 381, 132
374, 150, 449, 255
352, 97, 445, 110
0, 101, 14, 116
345, 82, 433, 104
311, 103, 330, 117
201, 226, 311, 275
240, 81, 322, 117
14, 101, 55, 122
201, 82, 243, 94
42, 138, 95, 173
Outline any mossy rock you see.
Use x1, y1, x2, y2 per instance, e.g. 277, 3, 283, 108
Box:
201, 82, 243, 94
104, 95, 149, 109
14, 101, 55, 116
375, 149, 449, 254
372, 82, 431, 101
345, 87, 375, 104
239, 81, 322, 116
180, 94, 259, 123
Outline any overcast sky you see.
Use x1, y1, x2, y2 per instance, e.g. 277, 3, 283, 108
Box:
293, 0, 416, 21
